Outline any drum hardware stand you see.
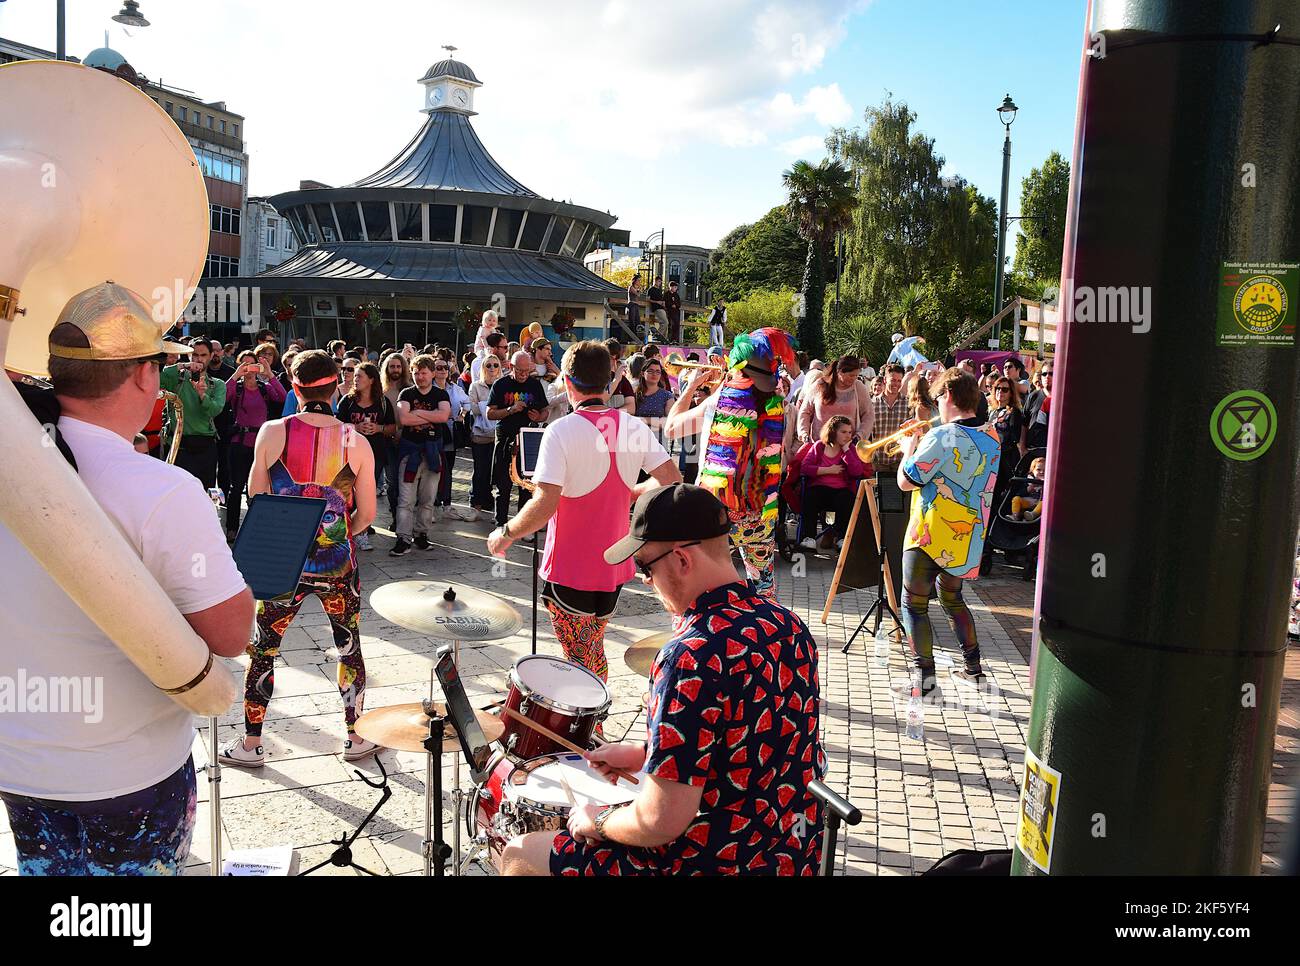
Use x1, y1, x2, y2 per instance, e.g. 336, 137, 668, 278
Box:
207, 716, 222, 876
530, 532, 539, 656
419, 698, 454, 877
299, 756, 391, 877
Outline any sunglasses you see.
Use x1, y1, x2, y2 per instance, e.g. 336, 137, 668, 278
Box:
434, 365, 449, 371
634, 541, 701, 580
484, 362, 501, 369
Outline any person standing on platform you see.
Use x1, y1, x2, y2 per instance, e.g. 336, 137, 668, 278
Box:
707, 300, 727, 348
160, 339, 226, 489
665, 280, 682, 343
487, 341, 680, 679
647, 276, 668, 337
896, 368, 1000, 696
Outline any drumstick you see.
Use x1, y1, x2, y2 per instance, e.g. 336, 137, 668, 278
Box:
500, 707, 639, 786
557, 769, 577, 807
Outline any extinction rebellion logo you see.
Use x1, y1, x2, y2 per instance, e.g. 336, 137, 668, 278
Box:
1232, 274, 1288, 335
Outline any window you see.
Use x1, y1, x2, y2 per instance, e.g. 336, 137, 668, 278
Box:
686, 260, 697, 286
165, 100, 173, 113
287, 208, 311, 245
423, 202, 454, 240
219, 119, 226, 133
179, 107, 188, 122
299, 207, 319, 245
266, 220, 277, 248
492, 208, 525, 247
669, 260, 681, 282
544, 217, 572, 255
312, 204, 339, 243
560, 220, 583, 258
361, 201, 392, 241
518, 212, 551, 251
399, 203, 428, 241
204, 254, 239, 278
209, 204, 241, 235
194, 148, 244, 183
207, 115, 214, 129
460, 205, 492, 246
334, 201, 363, 241
232, 124, 239, 137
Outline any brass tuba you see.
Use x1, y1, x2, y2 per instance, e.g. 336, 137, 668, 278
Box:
0, 60, 236, 715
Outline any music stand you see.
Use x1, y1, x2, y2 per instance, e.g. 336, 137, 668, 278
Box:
819, 480, 903, 655
223, 494, 327, 876
518, 428, 545, 657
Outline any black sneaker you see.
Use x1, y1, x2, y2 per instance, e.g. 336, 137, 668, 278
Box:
920, 674, 940, 698
389, 539, 412, 557
951, 668, 986, 688
414, 533, 431, 551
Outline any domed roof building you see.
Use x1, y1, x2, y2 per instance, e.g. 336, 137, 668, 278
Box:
233, 52, 622, 349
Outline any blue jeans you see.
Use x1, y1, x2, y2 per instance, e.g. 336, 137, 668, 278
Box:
900, 548, 981, 675
385, 448, 401, 519
0, 757, 197, 875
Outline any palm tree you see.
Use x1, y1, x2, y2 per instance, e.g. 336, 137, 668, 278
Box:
783, 158, 856, 357
891, 282, 927, 336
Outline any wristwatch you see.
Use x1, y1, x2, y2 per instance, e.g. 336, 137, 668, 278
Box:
500, 520, 512, 539
593, 802, 625, 840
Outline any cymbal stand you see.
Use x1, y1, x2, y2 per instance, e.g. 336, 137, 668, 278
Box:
420, 695, 452, 877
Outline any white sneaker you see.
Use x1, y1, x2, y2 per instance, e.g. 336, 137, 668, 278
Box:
799, 537, 818, 550
429, 505, 442, 523
354, 531, 373, 551
218, 739, 265, 768
344, 736, 379, 761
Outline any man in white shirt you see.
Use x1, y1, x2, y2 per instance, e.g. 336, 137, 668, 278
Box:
487, 341, 681, 678
0, 283, 253, 876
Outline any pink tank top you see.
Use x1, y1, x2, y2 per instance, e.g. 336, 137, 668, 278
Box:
539, 408, 635, 592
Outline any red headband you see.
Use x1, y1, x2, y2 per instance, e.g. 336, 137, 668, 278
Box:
295, 375, 339, 388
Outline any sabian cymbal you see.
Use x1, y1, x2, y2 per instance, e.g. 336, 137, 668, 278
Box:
369, 582, 522, 641
624, 630, 674, 679
354, 702, 505, 754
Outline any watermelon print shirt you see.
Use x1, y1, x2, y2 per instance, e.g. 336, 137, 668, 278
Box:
554, 581, 826, 875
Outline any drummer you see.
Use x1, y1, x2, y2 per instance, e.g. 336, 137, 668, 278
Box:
499, 484, 826, 876
487, 340, 680, 680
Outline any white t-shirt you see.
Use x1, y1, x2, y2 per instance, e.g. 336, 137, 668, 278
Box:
533, 407, 670, 497
693, 393, 721, 485
0, 418, 248, 800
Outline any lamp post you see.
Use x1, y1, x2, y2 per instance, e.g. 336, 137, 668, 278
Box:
56, 1, 150, 61
992, 94, 1018, 343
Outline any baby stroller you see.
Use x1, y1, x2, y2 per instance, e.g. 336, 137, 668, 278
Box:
986, 447, 1047, 581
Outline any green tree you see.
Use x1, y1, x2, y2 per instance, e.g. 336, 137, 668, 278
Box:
704, 207, 805, 303
720, 287, 800, 339
782, 158, 856, 358
1014, 150, 1070, 281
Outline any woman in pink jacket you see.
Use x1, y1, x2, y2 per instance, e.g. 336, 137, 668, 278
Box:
799, 414, 869, 549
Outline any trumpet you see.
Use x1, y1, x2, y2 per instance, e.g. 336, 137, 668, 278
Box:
661, 352, 726, 378
856, 417, 933, 461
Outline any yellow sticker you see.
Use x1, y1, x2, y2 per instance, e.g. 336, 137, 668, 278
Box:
1016, 747, 1061, 874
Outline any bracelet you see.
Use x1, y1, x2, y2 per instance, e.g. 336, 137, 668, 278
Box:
501, 521, 512, 539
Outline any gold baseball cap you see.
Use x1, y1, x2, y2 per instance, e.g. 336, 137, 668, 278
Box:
48, 281, 191, 361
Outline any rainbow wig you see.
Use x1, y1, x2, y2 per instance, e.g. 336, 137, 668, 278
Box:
699, 327, 798, 518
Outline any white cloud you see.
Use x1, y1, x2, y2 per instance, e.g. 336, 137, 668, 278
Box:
779, 134, 829, 156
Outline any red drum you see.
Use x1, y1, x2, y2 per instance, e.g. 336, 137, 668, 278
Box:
474, 753, 639, 853
500, 655, 610, 761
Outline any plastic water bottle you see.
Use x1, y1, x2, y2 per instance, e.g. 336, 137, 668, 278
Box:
905, 681, 925, 741
873, 627, 890, 668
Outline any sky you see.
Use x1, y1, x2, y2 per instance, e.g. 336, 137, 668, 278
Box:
1, 0, 1086, 252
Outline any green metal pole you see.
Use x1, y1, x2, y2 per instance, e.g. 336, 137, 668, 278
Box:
1015, 0, 1300, 875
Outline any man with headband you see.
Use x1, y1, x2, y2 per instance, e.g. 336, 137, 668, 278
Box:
487, 341, 680, 679
664, 327, 796, 597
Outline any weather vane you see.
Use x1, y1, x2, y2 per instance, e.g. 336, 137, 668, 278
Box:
442, 44, 458, 58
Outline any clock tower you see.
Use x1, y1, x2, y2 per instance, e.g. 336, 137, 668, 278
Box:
418, 45, 481, 117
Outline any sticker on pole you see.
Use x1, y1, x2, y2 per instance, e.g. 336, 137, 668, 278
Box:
1216, 261, 1297, 348
1210, 390, 1277, 461
1016, 747, 1061, 874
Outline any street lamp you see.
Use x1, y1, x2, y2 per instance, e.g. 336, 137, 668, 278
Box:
992, 93, 1018, 343
112, 2, 150, 27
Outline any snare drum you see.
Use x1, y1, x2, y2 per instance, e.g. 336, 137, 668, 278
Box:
501, 655, 610, 760
474, 753, 639, 851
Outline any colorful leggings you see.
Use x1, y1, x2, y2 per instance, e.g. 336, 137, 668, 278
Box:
246, 569, 365, 737
728, 510, 777, 597
900, 548, 981, 675
0, 758, 196, 876
545, 598, 610, 681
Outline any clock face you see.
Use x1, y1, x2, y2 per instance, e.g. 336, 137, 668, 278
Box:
427, 86, 444, 107
452, 87, 469, 107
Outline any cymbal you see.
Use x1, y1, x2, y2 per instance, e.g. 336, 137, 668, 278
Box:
624, 630, 674, 679
369, 581, 522, 641
354, 702, 505, 754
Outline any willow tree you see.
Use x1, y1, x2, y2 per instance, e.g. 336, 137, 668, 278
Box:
782, 158, 856, 357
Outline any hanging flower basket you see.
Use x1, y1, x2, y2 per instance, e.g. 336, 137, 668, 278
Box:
550, 310, 576, 335
273, 296, 296, 323
354, 300, 384, 327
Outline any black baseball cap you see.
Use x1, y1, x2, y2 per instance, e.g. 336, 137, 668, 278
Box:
603, 484, 731, 565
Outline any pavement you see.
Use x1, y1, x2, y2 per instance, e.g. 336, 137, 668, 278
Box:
1, 461, 1295, 876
